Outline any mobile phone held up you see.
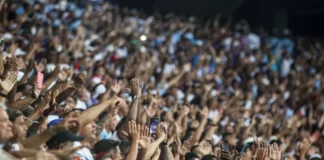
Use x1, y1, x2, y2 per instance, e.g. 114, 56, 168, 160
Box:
37, 72, 44, 89
149, 118, 159, 135
220, 143, 230, 152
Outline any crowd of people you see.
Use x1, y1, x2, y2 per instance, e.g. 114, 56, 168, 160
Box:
1, 0, 324, 160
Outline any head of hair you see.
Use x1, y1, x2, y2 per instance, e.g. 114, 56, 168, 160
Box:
6, 108, 24, 122
185, 152, 199, 160
119, 140, 131, 155
202, 154, 217, 160
94, 139, 120, 154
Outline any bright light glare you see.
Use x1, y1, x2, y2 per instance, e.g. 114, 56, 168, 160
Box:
140, 35, 147, 41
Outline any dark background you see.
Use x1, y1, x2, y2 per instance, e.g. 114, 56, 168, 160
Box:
114, 0, 324, 36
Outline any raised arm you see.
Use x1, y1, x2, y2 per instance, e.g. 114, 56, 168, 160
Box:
42, 66, 60, 92
166, 63, 191, 89
125, 121, 140, 160
21, 117, 80, 149
55, 87, 76, 104
78, 97, 120, 127
117, 78, 141, 139
144, 123, 167, 159
191, 107, 208, 145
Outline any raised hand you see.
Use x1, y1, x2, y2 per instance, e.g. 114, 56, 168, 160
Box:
231, 150, 240, 160
180, 105, 190, 116
255, 141, 269, 160
130, 78, 141, 97
177, 136, 191, 156
2, 57, 18, 79
200, 140, 212, 155
74, 72, 87, 87
58, 68, 69, 81
51, 66, 61, 77
35, 59, 47, 73
53, 117, 80, 133
48, 90, 59, 111
107, 103, 123, 118
127, 121, 141, 141
32, 82, 42, 98
269, 143, 281, 160
110, 96, 126, 107
0, 70, 17, 94
299, 138, 311, 155
156, 122, 167, 140
200, 107, 209, 118
240, 153, 255, 160
111, 80, 125, 94
138, 125, 150, 149
221, 151, 233, 160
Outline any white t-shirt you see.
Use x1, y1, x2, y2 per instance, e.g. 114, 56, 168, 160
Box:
73, 142, 94, 160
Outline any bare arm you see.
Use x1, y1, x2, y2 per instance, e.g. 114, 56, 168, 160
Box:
144, 135, 165, 159
205, 126, 217, 141
25, 93, 51, 127
22, 117, 80, 149
242, 116, 256, 140
7, 83, 17, 102
118, 79, 141, 139
78, 98, 119, 127
8, 97, 37, 110
10, 149, 39, 158
21, 128, 57, 149
42, 67, 61, 93
159, 143, 174, 160
126, 140, 139, 160
55, 87, 76, 104
191, 107, 208, 145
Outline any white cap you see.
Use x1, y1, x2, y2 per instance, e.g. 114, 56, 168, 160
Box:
93, 84, 106, 98
76, 99, 87, 110
2, 33, 13, 40
309, 154, 322, 160
14, 48, 26, 56
92, 77, 102, 85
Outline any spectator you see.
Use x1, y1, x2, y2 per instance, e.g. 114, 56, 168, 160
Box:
0, 0, 323, 159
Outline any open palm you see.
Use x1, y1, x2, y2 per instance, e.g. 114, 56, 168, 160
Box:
138, 126, 150, 149
0, 71, 17, 94
139, 136, 150, 149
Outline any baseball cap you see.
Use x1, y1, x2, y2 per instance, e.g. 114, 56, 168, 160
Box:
47, 118, 63, 128
309, 154, 322, 160
46, 131, 84, 149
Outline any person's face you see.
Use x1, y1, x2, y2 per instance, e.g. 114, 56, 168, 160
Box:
22, 85, 33, 96
17, 56, 26, 70
97, 67, 105, 76
39, 119, 48, 133
0, 109, 13, 143
111, 146, 123, 160
59, 141, 73, 150
12, 115, 27, 140
80, 121, 97, 139
106, 117, 117, 131
65, 110, 82, 118
65, 97, 76, 109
